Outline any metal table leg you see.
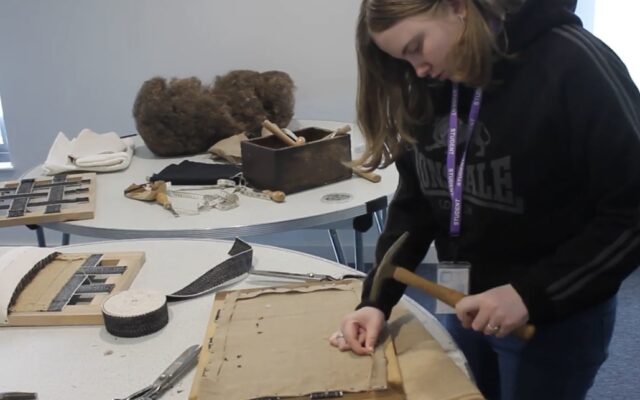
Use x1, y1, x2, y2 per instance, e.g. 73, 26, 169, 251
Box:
35, 226, 47, 247
328, 229, 347, 265
26, 225, 71, 247
352, 213, 373, 271
354, 196, 389, 271
26, 224, 46, 247
374, 210, 385, 234
354, 230, 364, 271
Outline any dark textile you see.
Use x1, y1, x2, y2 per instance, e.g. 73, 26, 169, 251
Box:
149, 160, 241, 185
439, 296, 616, 399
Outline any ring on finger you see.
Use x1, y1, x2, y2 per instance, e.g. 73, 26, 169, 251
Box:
487, 323, 501, 333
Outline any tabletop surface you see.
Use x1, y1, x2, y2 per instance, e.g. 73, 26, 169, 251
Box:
26, 120, 399, 239
0, 239, 465, 400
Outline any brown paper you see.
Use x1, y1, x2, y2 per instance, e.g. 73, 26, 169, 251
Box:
9, 255, 78, 313
389, 306, 484, 400
208, 129, 275, 164
198, 282, 393, 399
208, 133, 247, 164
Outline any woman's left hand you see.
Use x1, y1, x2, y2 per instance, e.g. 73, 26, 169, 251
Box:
455, 284, 529, 338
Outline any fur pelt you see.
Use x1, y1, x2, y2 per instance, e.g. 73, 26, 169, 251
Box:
133, 70, 295, 157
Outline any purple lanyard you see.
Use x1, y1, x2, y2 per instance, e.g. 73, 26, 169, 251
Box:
446, 84, 483, 237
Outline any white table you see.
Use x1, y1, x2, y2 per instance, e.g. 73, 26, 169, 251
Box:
26, 120, 399, 267
0, 240, 467, 400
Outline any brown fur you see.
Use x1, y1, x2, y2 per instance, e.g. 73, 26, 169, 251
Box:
133, 70, 295, 156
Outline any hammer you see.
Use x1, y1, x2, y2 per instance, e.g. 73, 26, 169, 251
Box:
370, 232, 536, 341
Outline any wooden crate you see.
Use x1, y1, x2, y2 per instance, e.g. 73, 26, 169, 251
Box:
241, 127, 351, 194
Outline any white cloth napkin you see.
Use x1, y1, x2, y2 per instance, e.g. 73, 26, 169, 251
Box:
43, 129, 135, 175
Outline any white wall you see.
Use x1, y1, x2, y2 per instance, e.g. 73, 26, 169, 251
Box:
0, 0, 376, 258
576, 0, 639, 85
0, 0, 360, 177
593, 1, 640, 85
575, 0, 595, 31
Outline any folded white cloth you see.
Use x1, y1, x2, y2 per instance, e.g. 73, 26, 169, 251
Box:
43, 129, 135, 175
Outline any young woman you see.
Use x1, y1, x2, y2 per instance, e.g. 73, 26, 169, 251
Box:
330, 0, 640, 399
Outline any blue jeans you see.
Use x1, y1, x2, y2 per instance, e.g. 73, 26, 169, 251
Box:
439, 297, 617, 400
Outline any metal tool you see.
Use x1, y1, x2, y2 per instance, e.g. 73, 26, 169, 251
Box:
370, 232, 536, 341
250, 269, 365, 282
114, 344, 201, 400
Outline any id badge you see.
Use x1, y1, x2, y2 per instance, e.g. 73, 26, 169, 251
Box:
435, 261, 471, 314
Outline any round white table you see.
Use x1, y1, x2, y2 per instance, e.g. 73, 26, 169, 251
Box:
0, 240, 467, 400
26, 120, 399, 267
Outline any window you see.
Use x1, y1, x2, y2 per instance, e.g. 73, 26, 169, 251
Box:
0, 94, 12, 170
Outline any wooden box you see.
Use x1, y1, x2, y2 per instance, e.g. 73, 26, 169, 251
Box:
240, 127, 351, 193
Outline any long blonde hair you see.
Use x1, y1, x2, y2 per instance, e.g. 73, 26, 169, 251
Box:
356, 0, 522, 169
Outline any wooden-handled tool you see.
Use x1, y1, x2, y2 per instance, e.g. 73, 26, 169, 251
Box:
352, 167, 381, 183
124, 181, 179, 217
263, 190, 286, 203
370, 232, 536, 341
262, 120, 305, 146
322, 125, 352, 140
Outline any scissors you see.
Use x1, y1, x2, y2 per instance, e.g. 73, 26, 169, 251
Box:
114, 344, 201, 400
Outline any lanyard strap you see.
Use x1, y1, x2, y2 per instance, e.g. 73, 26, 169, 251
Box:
446, 84, 483, 237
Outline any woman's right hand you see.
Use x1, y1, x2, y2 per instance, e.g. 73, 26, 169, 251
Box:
329, 306, 385, 355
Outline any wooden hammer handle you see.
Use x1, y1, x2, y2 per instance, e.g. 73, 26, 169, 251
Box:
320, 125, 352, 141
263, 190, 286, 203
331, 125, 352, 137
262, 120, 303, 146
393, 267, 536, 341
352, 168, 381, 183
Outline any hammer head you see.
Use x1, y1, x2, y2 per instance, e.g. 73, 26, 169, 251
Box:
369, 232, 409, 303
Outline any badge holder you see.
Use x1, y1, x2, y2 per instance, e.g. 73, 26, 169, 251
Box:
434, 261, 470, 314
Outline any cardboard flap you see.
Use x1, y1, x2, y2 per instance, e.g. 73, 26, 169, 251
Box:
0, 247, 57, 324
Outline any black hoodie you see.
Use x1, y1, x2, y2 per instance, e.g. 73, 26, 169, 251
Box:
359, 0, 640, 323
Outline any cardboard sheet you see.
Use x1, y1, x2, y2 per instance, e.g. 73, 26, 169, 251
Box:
198, 282, 395, 399
388, 306, 484, 400
0, 247, 57, 324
